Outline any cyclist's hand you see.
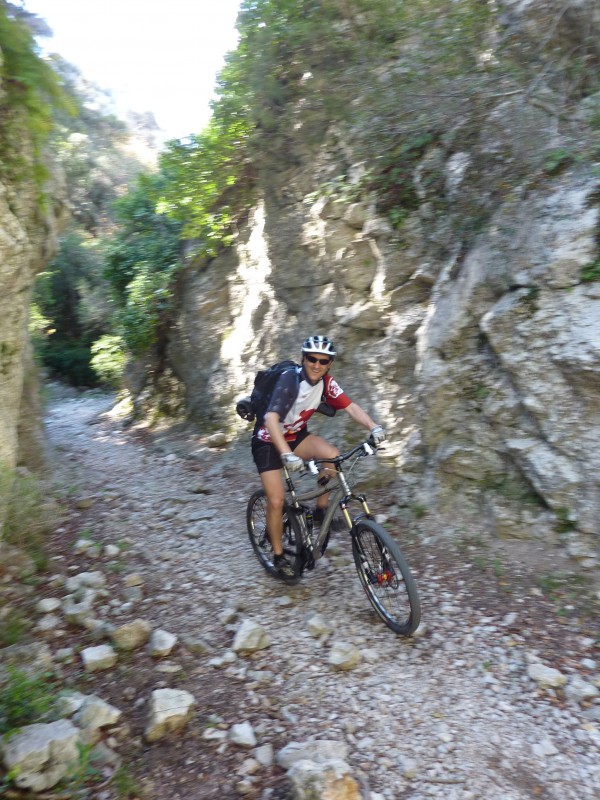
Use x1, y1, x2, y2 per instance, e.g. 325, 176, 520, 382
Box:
281, 452, 303, 472
370, 426, 387, 446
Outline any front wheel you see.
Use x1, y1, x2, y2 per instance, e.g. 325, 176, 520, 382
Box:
246, 490, 304, 579
352, 520, 421, 635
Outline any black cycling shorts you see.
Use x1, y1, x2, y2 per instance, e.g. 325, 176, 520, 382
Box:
251, 427, 311, 474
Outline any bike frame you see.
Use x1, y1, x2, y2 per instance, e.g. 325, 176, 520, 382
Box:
282, 442, 376, 566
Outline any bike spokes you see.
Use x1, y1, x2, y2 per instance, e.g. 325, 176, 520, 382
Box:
352, 520, 420, 636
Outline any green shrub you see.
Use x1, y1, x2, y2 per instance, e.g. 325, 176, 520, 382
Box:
41, 337, 97, 386
0, 606, 29, 648
0, 4, 74, 187
0, 669, 57, 735
90, 334, 126, 387
581, 259, 600, 282
2, 467, 58, 572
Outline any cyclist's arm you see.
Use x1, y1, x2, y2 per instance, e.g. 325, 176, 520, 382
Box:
343, 401, 379, 432
264, 411, 292, 455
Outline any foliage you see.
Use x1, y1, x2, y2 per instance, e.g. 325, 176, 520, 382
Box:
581, 259, 600, 282
0, 668, 57, 735
90, 334, 126, 387
2, 466, 58, 571
0, 606, 29, 648
22, 48, 155, 386
0, 1, 74, 185
112, 764, 143, 799
156, 106, 254, 251
104, 171, 183, 353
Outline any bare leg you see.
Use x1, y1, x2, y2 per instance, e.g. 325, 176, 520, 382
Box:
259, 469, 286, 556
293, 434, 339, 512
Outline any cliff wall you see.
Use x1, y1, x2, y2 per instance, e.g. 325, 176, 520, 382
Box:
135, 1, 600, 573
0, 89, 67, 531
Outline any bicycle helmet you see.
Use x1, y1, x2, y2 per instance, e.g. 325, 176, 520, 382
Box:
301, 335, 337, 359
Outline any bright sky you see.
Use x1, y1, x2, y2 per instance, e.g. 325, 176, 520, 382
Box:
23, 0, 242, 142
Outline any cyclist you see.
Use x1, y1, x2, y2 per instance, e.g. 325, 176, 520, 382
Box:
251, 335, 386, 583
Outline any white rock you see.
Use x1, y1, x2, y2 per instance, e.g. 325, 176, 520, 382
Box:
73, 538, 96, 554
527, 663, 567, 688
0, 720, 80, 792
144, 689, 195, 742
328, 641, 362, 671
63, 590, 97, 624
307, 613, 333, 637
81, 644, 118, 672
287, 758, 361, 800
276, 740, 349, 769
253, 743, 274, 767
111, 619, 152, 650
232, 619, 271, 653
104, 544, 120, 557
565, 676, 599, 704
148, 628, 178, 657
65, 571, 106, 591
35, 614, 61, 632
531, 737, 559, 757
36, 598, 62, 614
73, 695, 122, 730
229, 721, 257, 748
55, 690, 88, 717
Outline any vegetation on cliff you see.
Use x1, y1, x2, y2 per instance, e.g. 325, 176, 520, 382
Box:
0, 2, 73, 186
9, 0, 600, 389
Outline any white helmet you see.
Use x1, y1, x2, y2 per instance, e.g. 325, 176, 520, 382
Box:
301, 335, 336, 359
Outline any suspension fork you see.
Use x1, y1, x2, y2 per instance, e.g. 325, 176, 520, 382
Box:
336, 467, 374, 528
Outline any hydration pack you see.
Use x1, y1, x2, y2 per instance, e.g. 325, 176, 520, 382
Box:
236, 360, 299, 424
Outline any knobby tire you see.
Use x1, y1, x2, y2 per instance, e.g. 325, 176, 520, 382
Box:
352, 519, 421, 635
246, 490, 304, 580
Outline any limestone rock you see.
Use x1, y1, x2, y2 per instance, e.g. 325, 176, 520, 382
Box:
307, 613, 333, 638
232, 619, 271, 653
328, 641, 362, 671
35, 597, 62, 614
144, 688, 195, 742
0, 719, 80, 792
229, 721, 257, 748
276, 740, 349, 769
287, 758, 362, 800
81, 644, 118, 672
111, 619, 152, 650
148, 628, 178, 657
527, 663, 567, 689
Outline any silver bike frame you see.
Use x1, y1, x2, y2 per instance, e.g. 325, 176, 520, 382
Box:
282, 442, 375, 561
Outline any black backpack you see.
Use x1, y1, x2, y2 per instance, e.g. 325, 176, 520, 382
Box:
236, 360, 337, 424
236, 360, 299, 424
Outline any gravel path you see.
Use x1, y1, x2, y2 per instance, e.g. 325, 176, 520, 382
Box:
43, 391, 600, 800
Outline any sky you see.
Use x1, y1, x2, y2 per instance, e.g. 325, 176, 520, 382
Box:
23, 0, 242, 142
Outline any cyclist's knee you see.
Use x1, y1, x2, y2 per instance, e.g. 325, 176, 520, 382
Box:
266, 493, 285, 513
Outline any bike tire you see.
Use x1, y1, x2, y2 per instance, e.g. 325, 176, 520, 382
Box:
246, 490, 304, 579
352, 519, 421, 635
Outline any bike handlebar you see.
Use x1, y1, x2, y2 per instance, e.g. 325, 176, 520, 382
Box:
304, 439, 378, 474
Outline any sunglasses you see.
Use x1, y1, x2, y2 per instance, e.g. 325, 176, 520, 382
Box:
305, 354, 332, 366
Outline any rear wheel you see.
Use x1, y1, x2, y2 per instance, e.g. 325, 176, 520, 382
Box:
352, 520, 420, 635
246, 490, 304, 579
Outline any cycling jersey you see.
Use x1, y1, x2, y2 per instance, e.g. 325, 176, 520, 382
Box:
254, 368, 351, 443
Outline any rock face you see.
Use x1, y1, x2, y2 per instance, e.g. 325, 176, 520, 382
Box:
130, 3, 600, 567
0, 89, 67, 532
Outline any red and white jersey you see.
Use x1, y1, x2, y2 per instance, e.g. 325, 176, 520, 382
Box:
256, 373, 351, 442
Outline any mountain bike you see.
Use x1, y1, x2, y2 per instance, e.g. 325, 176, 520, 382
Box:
246, 439, 421, 636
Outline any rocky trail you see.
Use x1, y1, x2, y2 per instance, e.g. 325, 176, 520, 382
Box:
2, 390, 599, 800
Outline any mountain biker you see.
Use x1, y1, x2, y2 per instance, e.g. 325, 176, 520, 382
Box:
251, 335, 386, 583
